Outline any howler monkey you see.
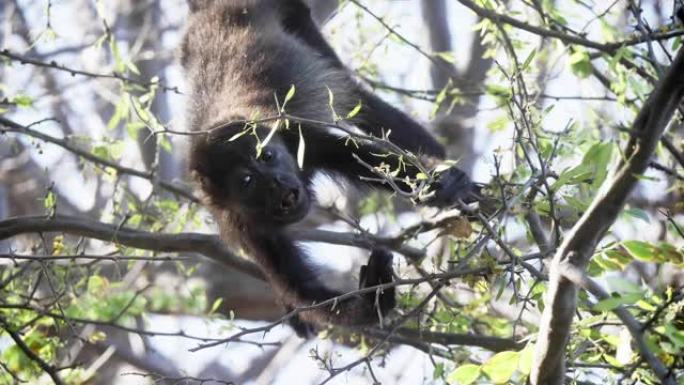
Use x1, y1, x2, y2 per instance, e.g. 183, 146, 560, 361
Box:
182, 0, 479, 332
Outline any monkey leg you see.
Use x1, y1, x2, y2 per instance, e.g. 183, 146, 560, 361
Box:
359, 248, 396, 316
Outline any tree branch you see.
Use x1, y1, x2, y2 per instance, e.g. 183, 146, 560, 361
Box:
0, 215, 263, 279
0, 49, 181, 94
0, 215, 430, 277
0, 116, 198, 202
530, 48, 684, 385
0, 316, 65, 385
456, 0, 684, 53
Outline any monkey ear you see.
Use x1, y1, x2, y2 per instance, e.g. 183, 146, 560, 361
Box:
191, 168, 213, 191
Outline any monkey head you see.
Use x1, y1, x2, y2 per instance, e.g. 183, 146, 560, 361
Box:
191, 122, 311, 226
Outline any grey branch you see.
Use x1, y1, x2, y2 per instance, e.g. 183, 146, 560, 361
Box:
0, 214, 429, 269
455, 0, 684, 53
0, 116, 198, 202
0, 215, 263, 279
530, 48, 684, 385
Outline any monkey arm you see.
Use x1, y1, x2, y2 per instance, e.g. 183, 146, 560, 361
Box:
289, 130, 479, 205
278, 0, 346, 67
257, 231, 342, 303
350, 88, 446, 158
253, 230, 395, 328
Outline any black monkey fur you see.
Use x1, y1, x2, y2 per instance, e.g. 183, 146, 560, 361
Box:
182, 0, 479, 331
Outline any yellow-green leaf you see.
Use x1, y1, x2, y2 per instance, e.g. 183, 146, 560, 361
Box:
447, 364, 481, 385
346, 101, 362, 119
518, 344, 534, 375
282, 84, 296, 111
481, 351, 519, 384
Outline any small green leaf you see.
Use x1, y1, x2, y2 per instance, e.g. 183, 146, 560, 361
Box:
521, 48, 537, 71
228, 127, 250, 142
209, 298, 223, 315
447, 364, 481, 385
624, 207, 650, 223
481, 351, 519, 384
487, 115, 509, 132
282, 84, 296, 111
346, 101, 362, 119
434, 51, 457, 64
260, 124, 279, 149
569, 48, 592, 78
297, 124, 305, 169
432, 363, 444, 380
12, 94, 33, 107
593, 292, 642, 311
622, 240, 656, 262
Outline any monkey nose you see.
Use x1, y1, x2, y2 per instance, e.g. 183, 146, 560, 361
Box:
281, 188, 299, 210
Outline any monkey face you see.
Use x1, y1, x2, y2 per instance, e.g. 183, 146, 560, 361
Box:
230, 143, 311, 224
191, 129, 311, 226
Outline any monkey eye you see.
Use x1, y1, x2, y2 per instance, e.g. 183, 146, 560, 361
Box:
261, 149, 275, 162
240, 173, 252, 187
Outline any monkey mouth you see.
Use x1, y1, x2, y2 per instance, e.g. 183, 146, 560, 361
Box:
272, 188, 309, 223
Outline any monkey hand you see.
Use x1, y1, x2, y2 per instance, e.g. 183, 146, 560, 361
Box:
425, 166, 482, 208
286, 308, 318, 338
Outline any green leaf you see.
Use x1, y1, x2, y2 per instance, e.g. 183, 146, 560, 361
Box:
447, 364, 481, 385
297, 124, 305, 169
87, 276, 107, 293
228, 126, 250, 142
485, 84, 512, 100
326, 86, 339, 121
518, 344, 534, 375
658, 243, 684, 265
260, 124, 279, 150
109, 141, 125, 160
92, 145, 110, 160
432, 363, 445, 380
569, 48, 592, 78
481, 351, 519, 383
593, 292, 642, 311
346, 101, 362, 119
487, 115, 509, 132
126, 121, 145, 140
622, 240, 656, 262
282, 84, 296, 111
434, 51, 457, 64
521, 48, 537, 71
12, 94, 33, 107
664, 322, 684, 348
208, 298, 223, 315
624, 207, 650, 223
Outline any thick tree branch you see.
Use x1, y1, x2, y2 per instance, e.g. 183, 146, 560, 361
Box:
0, 216, 426, 276
0, 215, 263, 279
530, 48, 684, 385
395, 328, 524, 352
